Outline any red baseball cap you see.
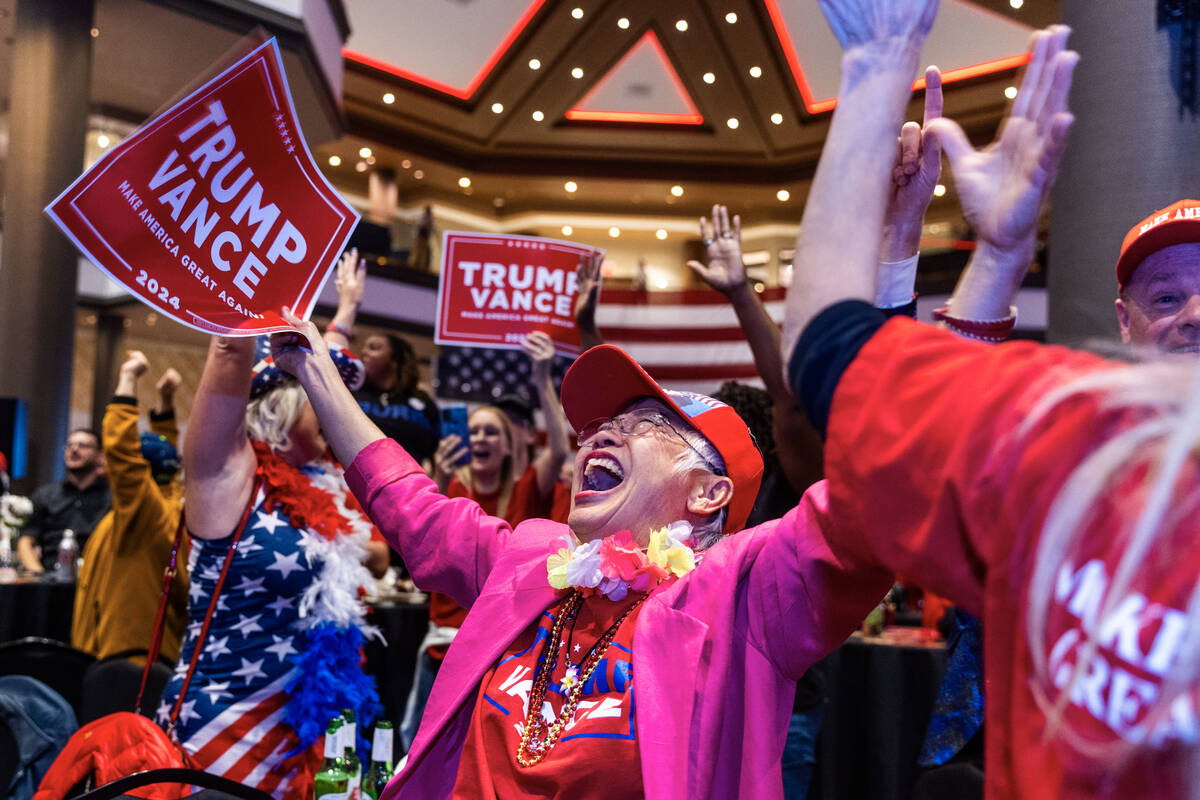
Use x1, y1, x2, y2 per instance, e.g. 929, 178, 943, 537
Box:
1116, 199, 1200, 291
560, 345, 764, 534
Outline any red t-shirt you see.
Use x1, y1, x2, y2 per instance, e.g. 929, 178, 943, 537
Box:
826, 317, 1200, 799
452, 591, 645, 798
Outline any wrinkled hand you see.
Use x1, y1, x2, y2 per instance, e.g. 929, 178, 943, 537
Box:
687, 205, 746, 295
926, 26, 1077, 254
574, 251, 602, 325
335, 248, 366, 308
156, 368, 182, 397
120, 350, 150, 378
818, 0, 939, 50
522, 330, 556, 382
884, 67, 943, 239
434, 434, 467, 482
270, 306, 329, 379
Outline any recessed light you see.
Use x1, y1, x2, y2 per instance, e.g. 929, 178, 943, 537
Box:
675, 19, 688, 31
770, 112, 784, 125
571, 7, 584, 19
413, 169, 424, 179
459, 177, 472, 188
90, 27, 99, 38
777, 189, 790, 202
491, 102, 504, 114
328, 155, 342, 167
529, 58, 542, 70
933, 184, 947, 197
703, 72, 716, 84
749, 66, 762, 78
359, 147, 372, 158
355, 161, 368, 173
571, 67, 584, 79
382, 92, 395, 104
726, 117, 740, 129
1010, 0, 1023, 7
725, 12, 738, 23
96, 133, 110, 148
564, 181, 578, 193
562, 225, 574, 235
532, 110, 545, 121
617, 17, 630, 29
609, 226, 621, 238
656, 229, 668, 240
1004, 86, 1018, 99
365, 156, 376, 165
401, 159, 412, 169
670, 185, 684, 197
493, 197, 505, 208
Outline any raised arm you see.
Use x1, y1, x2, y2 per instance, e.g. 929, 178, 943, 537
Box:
574, 251, 604, 351
184, 336, 258, 540
879, 66, 943, 266
524, 331, 570, 498
932, 27, 1077, 323
105, 351, 157, 502
782, 0, 940, 359
152, 368, 182, 445
325, 248, 367, 349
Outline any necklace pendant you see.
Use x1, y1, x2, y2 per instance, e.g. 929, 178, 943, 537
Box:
528, 736, 543, 753
560, 664, 579, 695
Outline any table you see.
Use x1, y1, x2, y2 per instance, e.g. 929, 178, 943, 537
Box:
812, 636, 948, 800
0, 578, 75, 644
363, 598, 429, 726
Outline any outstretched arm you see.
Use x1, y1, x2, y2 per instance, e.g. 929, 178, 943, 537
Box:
152, 368, 182, 446
525, 331, 570, 498
325, 248, 367, 348
184, 336, 258, 540
574, 251, 604, 351
782, 0, 940, 359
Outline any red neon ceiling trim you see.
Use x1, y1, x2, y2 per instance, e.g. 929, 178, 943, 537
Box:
566, 31, 704, 125
762, 0, 1032, 115
343, 0, 547, 101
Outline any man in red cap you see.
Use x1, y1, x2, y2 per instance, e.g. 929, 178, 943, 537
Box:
268, 308, 890, 800
1114, 199, 1200, 352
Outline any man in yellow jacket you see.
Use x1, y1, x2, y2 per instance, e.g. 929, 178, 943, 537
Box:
72, 350, 188, 663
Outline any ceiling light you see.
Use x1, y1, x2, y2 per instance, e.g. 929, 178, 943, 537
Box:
413, 169, 424, 179
365, 156, 376, 165
933, 184, 947, 197
670, 185, 684, 197
777, 189, 790, 202
609, 226, 621, 238
529, 58, 542, 70
383, 92, 395, 104
1010, 0, 1023, 7
90, 27, 99, 38
703, 72, 716, 84
401, 158, 412, 169
564, 181, 578, 193
532, 110, 545, 121
355, 161, 368, 173
655, 277, 669, 289
571, 7, 584, 19
459, 177, 472, 188
328, 155, 342, 167
770, 112, 784, 125
725, 12, 738, 23
493, 197, 505, 208
726, 117, 740, 129
1004, 85, 1018, 99
675, 19, 688, 31
571, 67, 584, 79
562, 225, 574, 235
749, 66, 762, 78
96, 133, 110, 148
656, 229, 668, 240
491, 102, 504, 114
617, 17, 630, 29
359, 146, 372, 158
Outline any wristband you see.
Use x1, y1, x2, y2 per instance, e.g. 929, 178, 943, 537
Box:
875, 254, 919, 309
327, 321, 353, 339
931, 305, 1017, 344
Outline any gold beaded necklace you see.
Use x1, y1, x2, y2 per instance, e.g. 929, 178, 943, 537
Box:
515, 589, 648, 767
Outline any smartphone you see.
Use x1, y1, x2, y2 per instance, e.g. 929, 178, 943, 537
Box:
440, 404, 470, 467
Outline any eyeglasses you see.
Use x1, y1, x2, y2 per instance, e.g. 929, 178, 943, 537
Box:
577, 409, 721, 474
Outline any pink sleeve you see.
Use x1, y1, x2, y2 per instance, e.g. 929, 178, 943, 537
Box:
345, 438, 512, 607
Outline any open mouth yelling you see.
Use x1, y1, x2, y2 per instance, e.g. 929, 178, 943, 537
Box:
581, 454, 625, 493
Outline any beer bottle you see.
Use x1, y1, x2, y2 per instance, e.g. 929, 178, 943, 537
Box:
314, 718, 349, 800
362, 721, 394, 800
340, 709, 362, 800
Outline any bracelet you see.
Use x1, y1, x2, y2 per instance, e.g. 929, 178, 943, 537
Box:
931, 305, 1017, 344
327, 321, 353, 338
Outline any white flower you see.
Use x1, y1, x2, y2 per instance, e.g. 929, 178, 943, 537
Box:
664, 520, 694, 549
564, 539, 604, 588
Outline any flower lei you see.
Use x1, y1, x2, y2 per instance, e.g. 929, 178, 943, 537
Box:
546, 521, 697, 601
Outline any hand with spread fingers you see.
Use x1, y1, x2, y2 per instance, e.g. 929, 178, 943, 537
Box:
335, 248, 367, 309
881, 66, 943, 262
687, 205, 747, 295
574, 250, 603, 348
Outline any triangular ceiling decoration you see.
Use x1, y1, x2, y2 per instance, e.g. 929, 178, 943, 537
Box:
342, 0, 547, 101
565, 31, 703, 125
763, 0, 1033, 114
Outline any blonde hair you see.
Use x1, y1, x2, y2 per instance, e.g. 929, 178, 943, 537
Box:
459, 405, 517, 519
246, 383, 307, 455
1022, 358, 1200, 783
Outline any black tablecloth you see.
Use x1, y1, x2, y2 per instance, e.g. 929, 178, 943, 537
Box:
363, 599, 429, 726
813, 637, 949, 800
0, 579, 75, 644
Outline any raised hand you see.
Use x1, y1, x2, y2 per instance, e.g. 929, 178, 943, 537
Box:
687, 205, 747, 295
270, 306, 328, 379
522, 330, 556, 382
926, 26, 1077, 256
818, 0, 939, 49
881, 66, 943, 261
120, 350, 150, 379
335, 248, 366, 309
156, 368, 182, 398
574, 251, 602, 326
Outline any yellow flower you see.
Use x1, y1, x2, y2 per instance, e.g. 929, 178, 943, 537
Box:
647, 527, 695, 578
662, 544, 695, 577
646, 527, 669, 569
547, 548, 572, 590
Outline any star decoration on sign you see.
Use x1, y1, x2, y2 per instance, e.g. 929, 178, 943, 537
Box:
232, 657, 267, 686
266, 550, 304, 580
200, 680, 233, 704
267, 595, 295, 616
265, 634, 297, 663
231, 613, 264, 639
252, 510, 288, 535
234, 575, 267, 597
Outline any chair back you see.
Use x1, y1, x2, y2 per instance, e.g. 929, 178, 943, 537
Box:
80, 650, 173, 725
0, 638, 95, 716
